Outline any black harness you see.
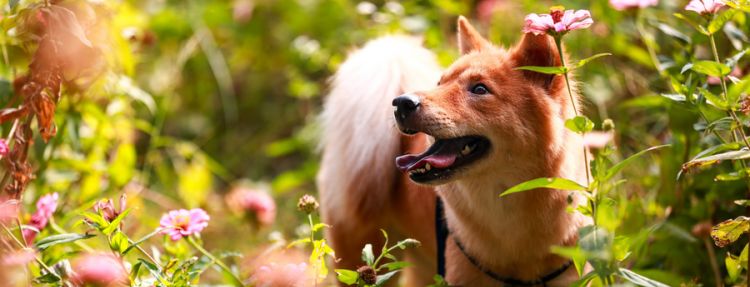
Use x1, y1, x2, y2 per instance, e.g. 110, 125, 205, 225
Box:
435, 197, 573, 286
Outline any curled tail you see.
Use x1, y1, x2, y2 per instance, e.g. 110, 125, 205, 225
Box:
317, 36, 441, 225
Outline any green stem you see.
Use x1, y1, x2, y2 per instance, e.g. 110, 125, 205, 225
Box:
709, 34, 750, 149
307, 214, 318, 287
554, 36, 592, 187
2, 223, 61, 282
123, 228, 161, 254
187, 236, 243, 287
710, 32, 750, 286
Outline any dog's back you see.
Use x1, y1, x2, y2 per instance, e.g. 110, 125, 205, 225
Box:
317, 36, 441, 284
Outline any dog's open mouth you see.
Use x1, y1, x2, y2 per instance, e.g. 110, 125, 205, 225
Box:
395, 136, 490, 183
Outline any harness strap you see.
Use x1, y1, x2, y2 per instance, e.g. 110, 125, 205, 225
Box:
434, 196, 574, 286
435, 196, 449, 278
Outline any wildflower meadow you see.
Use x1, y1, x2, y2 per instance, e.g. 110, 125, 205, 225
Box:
1, 0, 750, 286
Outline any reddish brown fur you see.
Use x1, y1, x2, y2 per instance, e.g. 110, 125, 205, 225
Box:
319, 18, 589, 286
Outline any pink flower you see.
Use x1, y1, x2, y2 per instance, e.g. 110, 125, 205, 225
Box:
0, 139, 8, 157
1, 249, 36, 266
22, 193, 59, 244
610, 0, 658, 10
685, 0, 725, 14
583, 131, 614, 149
159, 208, 210, 241
253, 262, 309, 287
226, 186, 276, 226
523, 8, 593, 36
0, 197, 19, 224
70, 253, 128, 286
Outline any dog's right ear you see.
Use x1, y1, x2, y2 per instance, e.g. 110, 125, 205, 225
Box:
457, 16, 490, 55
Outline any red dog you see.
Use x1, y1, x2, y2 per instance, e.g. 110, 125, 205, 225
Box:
318, 17, 589, 286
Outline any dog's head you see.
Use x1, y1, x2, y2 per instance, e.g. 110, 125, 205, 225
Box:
394, 16, 575, 185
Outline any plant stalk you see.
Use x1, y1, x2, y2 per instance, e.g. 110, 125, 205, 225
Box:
554, 36, 591, 187
187, 236, 243, 286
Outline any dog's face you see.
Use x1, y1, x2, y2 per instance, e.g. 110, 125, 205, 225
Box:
394, 17, 570, 185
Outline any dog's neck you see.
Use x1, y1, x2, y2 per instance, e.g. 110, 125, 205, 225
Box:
438, 129, 589, 281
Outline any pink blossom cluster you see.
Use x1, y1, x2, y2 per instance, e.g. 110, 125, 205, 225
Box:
609, 0, 658, 10
71, 253, 128, 286
523, 8, 593, 36
226, 185, 276, 226
159, 208, 210, 241
22, 193, 59, 244
685, 0, 725, 14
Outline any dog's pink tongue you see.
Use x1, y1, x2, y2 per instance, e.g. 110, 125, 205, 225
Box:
396, 153, 456, 171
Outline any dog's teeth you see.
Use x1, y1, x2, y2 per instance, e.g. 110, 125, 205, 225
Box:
462, 145, 472, 155
425, 163, 431, 171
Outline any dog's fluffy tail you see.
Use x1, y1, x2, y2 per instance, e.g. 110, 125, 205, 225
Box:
317, 36, 440, 224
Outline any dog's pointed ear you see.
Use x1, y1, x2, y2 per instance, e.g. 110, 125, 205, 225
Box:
457, 16, 490, 55
510, 33, 563, 90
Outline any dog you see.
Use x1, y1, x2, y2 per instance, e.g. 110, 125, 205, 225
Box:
318, 16, 590, 286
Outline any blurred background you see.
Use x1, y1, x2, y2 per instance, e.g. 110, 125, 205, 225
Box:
2, 0, 750, 285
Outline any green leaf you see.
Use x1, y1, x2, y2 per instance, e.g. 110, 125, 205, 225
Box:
699, 87, 729, 110
362, 244, 374, 265
691, 60, 731, 77
35, 233, 95, 250
138, 258, 165, 281
287, 238, 312, 248
381, 261, 411, 271
619, 268, 670, 287
604, 145, 669, 181
81, 211, 109, 230
575, 53, 612, 69
515, 65, 568, 74
109, 231, 130, 254
674, 13, 710, 35
710, 216, 750, 247
34, 272, 61, 284
102, 208, 131, 236
550, 246, 588, 277
312, 223, 330, 233
335, 269, 359, 285
374, 270, 399, 287
564, 116, 594, 134
726, 253, 742, 282
708, 9, 738, 34
728, 75, 750, 109
682, 149, 750, 172
501, 177, 586, 197
9, 0, 19, 10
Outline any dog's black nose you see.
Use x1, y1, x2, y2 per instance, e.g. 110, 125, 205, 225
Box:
393, 93, 420, 122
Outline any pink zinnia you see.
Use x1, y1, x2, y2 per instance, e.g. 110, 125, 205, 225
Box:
70, 253, 128, 286
253, 262, 310, 287
685, 0, 725, 14
0, 139, 8, 157
523, 8, 593, 36
610, 0, 658, 10
159, 208, 210, 241
226, 187, 276, 226
22, 193, 59, 244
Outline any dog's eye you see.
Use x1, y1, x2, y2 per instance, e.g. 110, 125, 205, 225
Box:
470, 84, 489, 95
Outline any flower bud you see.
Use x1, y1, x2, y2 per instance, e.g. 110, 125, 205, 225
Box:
297, 194, 319, 214
400, 239, 421, 248
357, 266, 377, 285
602, 119, 615, 131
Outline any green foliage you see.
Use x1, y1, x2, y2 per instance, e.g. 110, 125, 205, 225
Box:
0, 0, 749, 286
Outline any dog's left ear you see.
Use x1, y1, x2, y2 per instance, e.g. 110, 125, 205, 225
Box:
510, 33, 563, 90
457, 16, 490, 55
